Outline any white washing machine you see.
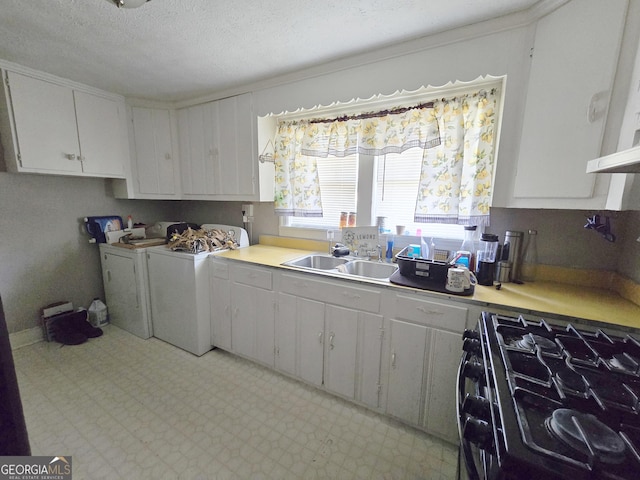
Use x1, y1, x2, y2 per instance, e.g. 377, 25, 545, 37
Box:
99, 242, 156, 339
146, 224, 249, 356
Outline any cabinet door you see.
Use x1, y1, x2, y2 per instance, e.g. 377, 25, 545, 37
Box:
275, 293, 297, 376
102, 252, 140, 329
358, 312, 384, 409
218, 93, 256, 196
231, 283, 275, 367
324, 305, 358, 399
424, 329, 463, 443
386, 319, 429, 425
211, 277, 231, 351
297, 297, 325, 387
178, 102, 220, 195
131, 107, 177, 195
513, 0, 627, 201
6, 71, 81, 173
74, 90, 126, 177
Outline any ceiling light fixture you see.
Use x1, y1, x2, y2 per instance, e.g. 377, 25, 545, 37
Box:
112, 0, 151, 8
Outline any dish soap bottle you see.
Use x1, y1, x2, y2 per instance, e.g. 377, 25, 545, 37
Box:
521, 229, 538, 282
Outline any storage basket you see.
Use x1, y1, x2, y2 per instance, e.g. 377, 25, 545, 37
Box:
395, 246, 451, 283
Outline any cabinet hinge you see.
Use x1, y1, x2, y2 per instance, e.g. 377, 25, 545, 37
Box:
379, 327, 385, 340
17, 153, 22, 167
4, 72, 9, 86
529, 47, 534, 58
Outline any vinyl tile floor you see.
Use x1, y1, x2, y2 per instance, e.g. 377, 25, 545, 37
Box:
13, 325, 458, 480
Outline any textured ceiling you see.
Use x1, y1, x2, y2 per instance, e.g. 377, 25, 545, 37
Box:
0, 0, 541, 101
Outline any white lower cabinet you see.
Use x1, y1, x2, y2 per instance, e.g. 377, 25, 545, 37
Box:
277, 273, 384, 408
324, 305, 359, 399
384, 292, 468, 443
210, 259, 232, 350
386, 319, 429, 426
229, 264, 275, 367
209, 260, 469, 442
423, 329, 464, 443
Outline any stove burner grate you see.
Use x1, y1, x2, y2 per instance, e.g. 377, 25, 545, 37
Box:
546, 408, 627, 465
515, 333, 560, 354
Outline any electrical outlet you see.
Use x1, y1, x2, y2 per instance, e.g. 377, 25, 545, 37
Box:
242, 204, 254, 217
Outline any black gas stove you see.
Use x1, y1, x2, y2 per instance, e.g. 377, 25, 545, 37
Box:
457, 312, 640, 480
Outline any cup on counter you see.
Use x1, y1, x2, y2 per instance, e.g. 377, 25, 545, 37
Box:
396, 225, 406, 235
446, 267, 466, 292
446, 266, 476, 292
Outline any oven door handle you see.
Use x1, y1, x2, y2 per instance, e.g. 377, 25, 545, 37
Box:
457, 349, 482, 480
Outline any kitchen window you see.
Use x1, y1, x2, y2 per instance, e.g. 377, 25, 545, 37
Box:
273, 76, 504, 242
283, 149, 465, 239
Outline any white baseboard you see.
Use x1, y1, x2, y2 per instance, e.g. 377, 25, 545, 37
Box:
9, 327, 44, 350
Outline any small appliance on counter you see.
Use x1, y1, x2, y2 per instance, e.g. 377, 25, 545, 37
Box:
475, 233, 499, 285
84, 216, 123, 243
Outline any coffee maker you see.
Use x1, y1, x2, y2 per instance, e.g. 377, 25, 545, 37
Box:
475, 233, 498, 285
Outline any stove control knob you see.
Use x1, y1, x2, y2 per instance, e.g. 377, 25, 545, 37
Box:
462, 329, 480, 341
462, 394, 491, 422
462, 337, 481, 355
463, 417, 493, 450
461, 359, 484, 380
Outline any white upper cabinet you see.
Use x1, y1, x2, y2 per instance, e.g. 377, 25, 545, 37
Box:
127, 106, 180, 198
1, 69, 128, 178
509, 0, 627, 207
178, 101, 220, 196
178, 92, 261, 200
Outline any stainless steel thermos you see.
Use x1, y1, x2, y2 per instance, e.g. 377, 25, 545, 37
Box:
502, 230, 524, 282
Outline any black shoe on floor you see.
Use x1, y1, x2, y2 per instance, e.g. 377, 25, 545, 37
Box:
68, 310, 103, 338
52, 314, 87, 345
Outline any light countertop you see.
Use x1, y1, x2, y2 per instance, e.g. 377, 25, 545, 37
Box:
217, 244, 640, 332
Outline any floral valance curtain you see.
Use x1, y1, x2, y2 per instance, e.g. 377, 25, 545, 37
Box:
414, 89, 499, 227
274, 106, 441, 216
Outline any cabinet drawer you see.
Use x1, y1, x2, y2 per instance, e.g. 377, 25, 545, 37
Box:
280, 273, 380, 313
210, 260, 229, 280
394, 293, 467, 333
231, 265, 272, 290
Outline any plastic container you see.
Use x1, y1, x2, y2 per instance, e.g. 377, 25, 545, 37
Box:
396, 247, 450, 282
88, 298, 109, 327
460, 226, 478, 271
386, 236, 394, 262
476, 233, 499, 263
339, 212, 348, 228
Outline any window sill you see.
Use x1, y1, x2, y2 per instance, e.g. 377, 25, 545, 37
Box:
278, 225, 463, 256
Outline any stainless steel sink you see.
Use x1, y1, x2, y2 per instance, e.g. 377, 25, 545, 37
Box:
282, 254, 398, 280
341, 260, 398, 279
283, 254, 349, 270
